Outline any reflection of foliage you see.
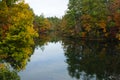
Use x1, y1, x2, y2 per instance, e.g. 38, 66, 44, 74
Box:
34, 32, 61, 48
62, 38, 120, 80
0, 63, 20, 80
34, 33, 51, 47
0, 43, 33, 71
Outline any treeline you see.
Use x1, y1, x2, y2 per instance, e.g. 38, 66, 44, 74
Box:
1, 0, 119, 45
0, 0, 120, 55
34, 0, 120, 40
60, 0, 120, 40
34, 15, 61, 34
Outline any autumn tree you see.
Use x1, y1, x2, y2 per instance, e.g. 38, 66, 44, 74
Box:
108, 0, 120, 39
61, 0, 119, 40
0, 1, 9, 39
63, 0, 82, 36
34, 14, 51, 34
47, 16, 61, 32
0, 0, 38, 71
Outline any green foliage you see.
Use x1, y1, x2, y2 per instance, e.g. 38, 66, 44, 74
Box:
0, 1, 38, 71
61, 0, 119, 40
2, 0, 22, 7
34, 14, 51, 33
0, 1, 8, 40
0, 64, 20, 80
47, 16, 61, 31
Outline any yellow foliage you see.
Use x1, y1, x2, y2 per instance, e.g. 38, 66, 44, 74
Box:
98, 20, 107, 32
116, 33, 120, 40
98, 20, 106, 28
0, 64, 5, 69
81, 32, 86, 37
113, 13, 120, 27
81, 14, 92, 20
105, 33, 108, 37
83, 23, 91, 32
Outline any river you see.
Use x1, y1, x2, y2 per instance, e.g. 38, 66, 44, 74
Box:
19, 42, 73, 80
0, 36, 120, 80
19, 38, 120, 80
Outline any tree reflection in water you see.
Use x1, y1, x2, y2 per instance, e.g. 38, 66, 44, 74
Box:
62, 38, 120, 80
0, 63, 20, 80
0, 32, 120, 80
0, 31, 36, 79
0, 33, 60, 79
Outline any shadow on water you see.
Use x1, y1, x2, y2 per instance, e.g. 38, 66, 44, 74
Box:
62, 38, 120, 80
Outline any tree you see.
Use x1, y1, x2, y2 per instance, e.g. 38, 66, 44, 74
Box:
0, 1, 9, 39
0, 1, 38, 71
108, 0, 120, 39
47, 16, 61, 31
2, 0, 21, 7
61, 0, 119, 40
34, 14, 51, 34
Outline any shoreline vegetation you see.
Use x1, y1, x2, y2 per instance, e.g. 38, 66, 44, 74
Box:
0, 0, 120, 79
0, 0, 120, 64
0, 0, 120, 43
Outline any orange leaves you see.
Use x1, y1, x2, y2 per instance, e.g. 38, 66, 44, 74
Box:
109, 0, 120, 13
110, 0, 120, 27
97, 20, 107, 32
109, 0, 120, 27
81, 14, 92, 21
116, 33, 120, 40
81, 32, 86, 37
83, 23, 91, 32
81, 14, 92, 32
113, 12, 120, 27
34, 15, 51, 33
98, 22, 106, 29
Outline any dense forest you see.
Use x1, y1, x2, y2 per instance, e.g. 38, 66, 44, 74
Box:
61, 0, 120, 40
0, 0, 120, 79
35, 0, 120, 40
1, 0, 120, 42
34, 0, 120, 40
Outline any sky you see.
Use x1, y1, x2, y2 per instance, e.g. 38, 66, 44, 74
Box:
25, 0, 69, 17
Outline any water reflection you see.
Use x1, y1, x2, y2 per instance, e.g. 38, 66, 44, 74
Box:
62, 38, 120, 80
0, 43, 34, 71
0, 31, 35, 79
34, 33, 61, 48
0, 32, 120, 80
0, 64, 20, 80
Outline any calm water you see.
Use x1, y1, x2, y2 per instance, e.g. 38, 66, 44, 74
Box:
19, 42, 73, 80
0, 37, 120, 80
